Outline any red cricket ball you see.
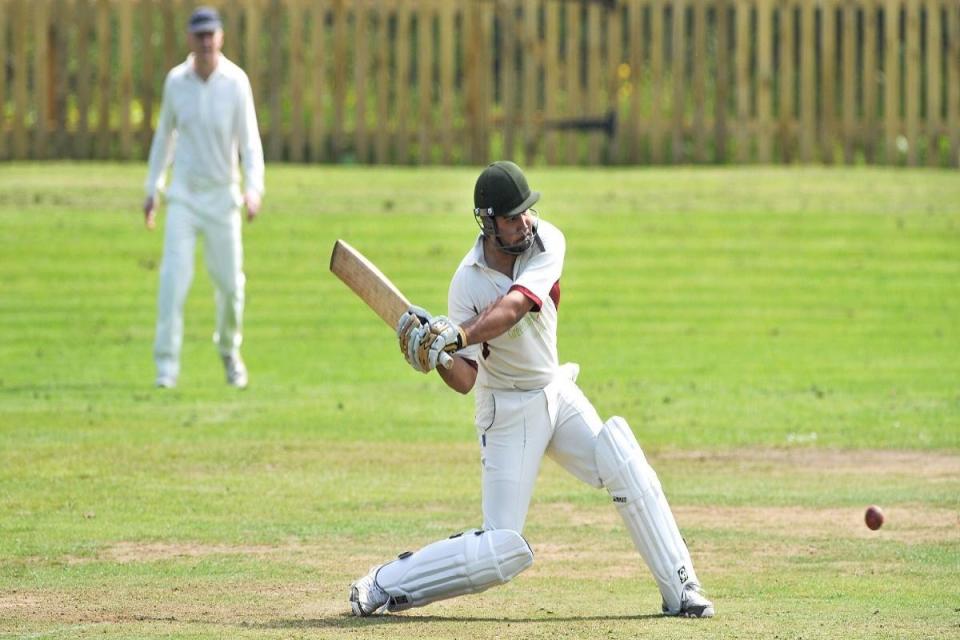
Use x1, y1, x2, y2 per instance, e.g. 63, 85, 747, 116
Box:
865, 505, 884, 530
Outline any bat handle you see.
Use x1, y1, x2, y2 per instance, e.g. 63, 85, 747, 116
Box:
439, 352, 454, 369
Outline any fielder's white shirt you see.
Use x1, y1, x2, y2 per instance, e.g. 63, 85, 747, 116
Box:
448, 219, 564, 391
145, 54, 264, 209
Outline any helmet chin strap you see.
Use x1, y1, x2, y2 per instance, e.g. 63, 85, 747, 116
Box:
494, 229, 535, 255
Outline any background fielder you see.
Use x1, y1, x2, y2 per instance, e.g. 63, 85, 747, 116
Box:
143, 6, 264, 389
349, 161, 714, 618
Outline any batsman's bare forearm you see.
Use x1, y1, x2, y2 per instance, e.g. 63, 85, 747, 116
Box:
437, 355, 478, 394
461, 290, 534, 346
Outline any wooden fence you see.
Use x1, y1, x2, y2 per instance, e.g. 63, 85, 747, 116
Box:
1, 0, 959, 166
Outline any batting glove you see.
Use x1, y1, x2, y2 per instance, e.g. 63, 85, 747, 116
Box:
397, 306, 433, 373
423, 316, 467, 370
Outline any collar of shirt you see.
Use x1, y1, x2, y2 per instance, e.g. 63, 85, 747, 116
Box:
185, 53, 224, 82
466, 234, 488, 268
465, 227, 545, 271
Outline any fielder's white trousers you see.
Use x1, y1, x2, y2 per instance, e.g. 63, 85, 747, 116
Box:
474, 370, 606, 532
154, 198, 244, 380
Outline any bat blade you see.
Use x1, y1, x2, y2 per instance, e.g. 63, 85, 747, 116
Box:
329, 239, 410, 328
328, 239, 453, 369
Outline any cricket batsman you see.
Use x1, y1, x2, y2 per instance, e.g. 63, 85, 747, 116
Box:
349, 161, 714, 619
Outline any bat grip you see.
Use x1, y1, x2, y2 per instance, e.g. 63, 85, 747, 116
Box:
438, 352, 454, 369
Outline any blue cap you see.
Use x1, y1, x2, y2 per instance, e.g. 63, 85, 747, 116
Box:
188, 6, 222, 33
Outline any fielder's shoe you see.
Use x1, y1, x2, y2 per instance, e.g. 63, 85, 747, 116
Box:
222, 354, 248, 389
663, 583, 714, 618
349, 565, 389, 616
155, 375, 177, 389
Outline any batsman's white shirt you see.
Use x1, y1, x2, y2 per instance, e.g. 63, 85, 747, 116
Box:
144, 53, 264, 209
448, 219, 564, 391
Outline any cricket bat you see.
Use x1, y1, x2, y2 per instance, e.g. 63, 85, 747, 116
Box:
329, 239, 453, 368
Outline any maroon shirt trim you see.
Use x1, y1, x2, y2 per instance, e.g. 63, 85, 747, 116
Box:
509, 281, 561, 313
510, 284, 542, 311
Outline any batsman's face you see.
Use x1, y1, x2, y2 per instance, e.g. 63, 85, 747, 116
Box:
494, 210, 534, 246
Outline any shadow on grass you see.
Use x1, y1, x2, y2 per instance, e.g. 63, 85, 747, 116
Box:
257, 612, 664, 629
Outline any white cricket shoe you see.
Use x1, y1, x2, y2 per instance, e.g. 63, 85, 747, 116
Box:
222, 354, 248, 389
155, 375, 177, 389
663, 583, 715, 618
349, 566, 389, 616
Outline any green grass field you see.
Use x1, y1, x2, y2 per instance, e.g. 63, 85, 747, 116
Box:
1, 163, 958, 639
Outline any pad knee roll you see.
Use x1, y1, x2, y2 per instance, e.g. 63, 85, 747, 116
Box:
595, 416, 697, 613
376, 528, 533, 612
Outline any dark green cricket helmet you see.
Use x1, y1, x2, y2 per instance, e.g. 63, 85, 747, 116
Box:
473, 161, 540, 254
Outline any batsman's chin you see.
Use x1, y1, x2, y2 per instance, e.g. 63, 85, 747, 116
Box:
499, 232, 536, 255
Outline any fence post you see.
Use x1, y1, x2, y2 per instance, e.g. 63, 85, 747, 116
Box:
715, 0, 730, 163
163, 0, 179, 84
0, 0, 6, 159
904, 0, 919, 165
950, 1, 960, 166
820, 0, 836, 163
396, 1, 411, 163
479, 0, 493, 162
33, 0, 50, 159
374, 2, 390, 165
417, 1, 434, 164
309, 0, 328, 162
842, 0, 857, 164
289, 0, 306, 163
626, 0, 643, 163
52, 0, 72, 158
119, 0, 134, 160
884, 0, 901, 164
545, 0, 561, 164
735, 0, 751, 162
757, 0, 773, 163
266, 0, 283, 161
778, 0, 795, 162
141, 0, 155, 159
925, 0, 942, 166
863, 0, 878, 162
565, 2, 583, 164
439, 1, 455, 163
799, 0, 815, 162
692, 0, 707, 163
906, 0, 922, 165
95, 0, 111, 160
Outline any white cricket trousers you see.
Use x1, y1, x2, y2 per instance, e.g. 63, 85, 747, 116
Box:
154, 198, 245, 380
474, 371, 606, 532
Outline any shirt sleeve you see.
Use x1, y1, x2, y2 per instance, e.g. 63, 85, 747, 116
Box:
510, 225, 565, 311
144, 73, 177, 198
236, 71, 265, 196
447, 267, 482, 363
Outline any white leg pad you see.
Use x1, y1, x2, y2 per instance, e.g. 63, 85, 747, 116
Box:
375, 529, 533, 612
595, 416, 698, 613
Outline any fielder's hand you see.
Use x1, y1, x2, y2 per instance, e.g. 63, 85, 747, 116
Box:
397, 306, 433, 373
143, 196, 157, 230
244, 190, 262, 222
